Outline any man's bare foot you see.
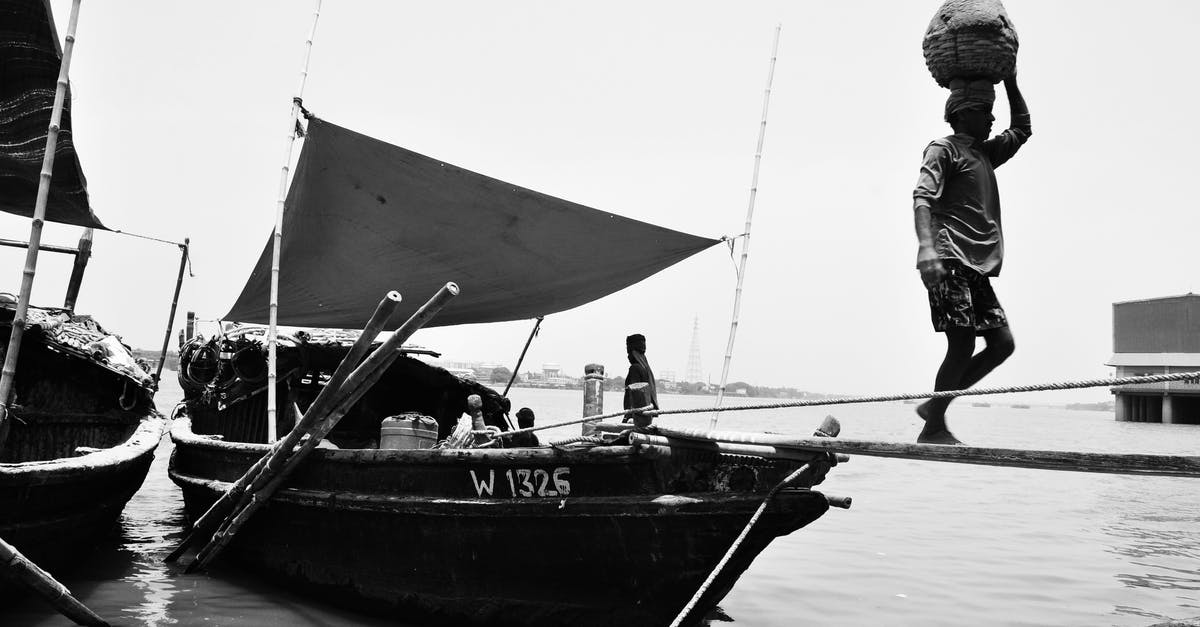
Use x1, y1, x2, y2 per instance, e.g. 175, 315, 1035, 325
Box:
917, 428, 963, 445
916, 401, 932, 422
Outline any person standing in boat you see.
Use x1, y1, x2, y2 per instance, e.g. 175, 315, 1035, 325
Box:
911, 72, 1031, 445
508, 407, 540, 447
623, 334, 658, 427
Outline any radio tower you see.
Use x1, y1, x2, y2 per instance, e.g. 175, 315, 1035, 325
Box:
684, 316, 704, 383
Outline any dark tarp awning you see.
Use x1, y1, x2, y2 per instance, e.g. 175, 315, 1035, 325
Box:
224, 117, 720, 329
0, 0, 103, 229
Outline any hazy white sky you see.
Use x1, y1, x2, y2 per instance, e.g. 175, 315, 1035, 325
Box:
4, 0, 1198, 403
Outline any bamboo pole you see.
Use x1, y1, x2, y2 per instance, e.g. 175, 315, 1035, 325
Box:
266, 0, 322, 444
153, 238, 189, 384
0, 238, 81, 255
0, 0, 85, 452
165, 290, 400, 564
711, 25, 781, 430
61, 228, 93, 311
188, 283, 458, 572
656, 427, 1200, 478
502, 316, 542, 396
1, 534, 109, 626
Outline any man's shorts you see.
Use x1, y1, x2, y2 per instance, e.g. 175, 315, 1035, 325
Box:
926, 260, 1008, 333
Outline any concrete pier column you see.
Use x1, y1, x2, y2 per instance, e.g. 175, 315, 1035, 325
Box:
1162, 395, 1176, 424
1115, 394, 1127, 421
581, 363, 605, 436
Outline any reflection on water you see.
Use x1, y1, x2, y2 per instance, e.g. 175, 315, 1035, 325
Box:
5, 380, 1200, 626
119, 467, 186, 627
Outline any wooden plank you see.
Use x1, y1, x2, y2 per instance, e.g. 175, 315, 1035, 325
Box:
657, 427, 1200, 478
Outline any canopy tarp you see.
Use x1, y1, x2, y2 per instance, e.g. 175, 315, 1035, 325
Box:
0, 0, 102, 229
224, 117, 720, 329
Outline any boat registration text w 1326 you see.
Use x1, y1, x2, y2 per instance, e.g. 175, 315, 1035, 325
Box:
468, 467, 571, 498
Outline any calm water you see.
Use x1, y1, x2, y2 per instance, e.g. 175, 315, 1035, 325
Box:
7, 373, 1200, 626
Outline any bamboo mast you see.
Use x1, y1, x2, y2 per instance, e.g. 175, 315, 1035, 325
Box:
266, 0, 322, 442
710, 25, 781, 430
154, 238, 189, 384
0, 0, 85, 451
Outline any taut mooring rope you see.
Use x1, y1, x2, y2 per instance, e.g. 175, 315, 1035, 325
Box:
486, 371, 1200, 441
650, 370, 1200, 418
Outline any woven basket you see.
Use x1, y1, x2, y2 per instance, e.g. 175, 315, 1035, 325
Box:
923, 0, 1018, 87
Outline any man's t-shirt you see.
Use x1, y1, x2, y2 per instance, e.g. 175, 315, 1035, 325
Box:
913, 128, 1029, 277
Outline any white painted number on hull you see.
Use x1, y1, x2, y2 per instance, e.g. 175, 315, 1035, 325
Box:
469, 467, 570, 498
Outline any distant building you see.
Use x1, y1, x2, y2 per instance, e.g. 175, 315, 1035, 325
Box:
1107, 294, 1200, 424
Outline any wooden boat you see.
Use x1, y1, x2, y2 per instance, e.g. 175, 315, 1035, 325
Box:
167, 113, 842, 624
0, 0, 165, 601
169, 341, 836, 626
0, 304, 163, 596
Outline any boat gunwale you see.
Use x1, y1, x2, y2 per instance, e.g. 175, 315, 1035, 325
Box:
168, 467, 824, 516
0, 411, 165, 476
170, 412, 643, 464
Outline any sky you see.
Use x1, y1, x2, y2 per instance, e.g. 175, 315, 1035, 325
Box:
3, 0, 1198, 404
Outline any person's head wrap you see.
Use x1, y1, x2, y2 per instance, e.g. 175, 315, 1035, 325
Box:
944, 78, 995, 122
516, 407, 535, 427
626, 334, 647, 353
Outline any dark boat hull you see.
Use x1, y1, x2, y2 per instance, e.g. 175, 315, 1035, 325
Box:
170, 416, 832, 626
0, 411, 163, 593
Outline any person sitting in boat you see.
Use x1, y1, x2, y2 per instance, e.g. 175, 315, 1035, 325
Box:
622, 333, 658, 427
508, 407, 540, 447
911, 72, 1031, 445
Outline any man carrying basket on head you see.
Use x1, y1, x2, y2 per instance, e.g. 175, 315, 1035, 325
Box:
911, 73, 1031, 444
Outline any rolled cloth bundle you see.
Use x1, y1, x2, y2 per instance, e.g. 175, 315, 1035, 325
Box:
944, 78, 995, 121
923, 0, 1018, 87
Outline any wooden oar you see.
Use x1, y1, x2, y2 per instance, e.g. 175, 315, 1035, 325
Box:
165, 291, 401, 563
656, 426, 1200, 477
187, 283, 459, 572
1, 535, 109, 627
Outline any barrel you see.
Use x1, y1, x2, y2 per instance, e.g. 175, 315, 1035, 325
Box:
379, 413, 439, 450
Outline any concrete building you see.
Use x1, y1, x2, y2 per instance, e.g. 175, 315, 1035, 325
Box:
1107, 294, 1200, 424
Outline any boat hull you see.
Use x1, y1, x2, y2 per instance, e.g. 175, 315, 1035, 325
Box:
170, 416, 832, 626
0, 411, 164, 594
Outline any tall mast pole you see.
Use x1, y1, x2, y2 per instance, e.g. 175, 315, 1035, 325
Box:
0, 0, 85, 451
710, 25, 781, 430
266, 0, 322, 442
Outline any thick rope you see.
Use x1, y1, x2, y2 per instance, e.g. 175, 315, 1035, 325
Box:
547, 435, 609, 448
489, 406, 652, 440
669, 462, 812, 627
482, 371, 1200, 445
649, 370, 1200, 417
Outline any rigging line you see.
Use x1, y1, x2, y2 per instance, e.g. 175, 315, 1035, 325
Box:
712, 24, 782, 430
109, 230, 195, 276
109, 229, 184, 248
503, 316, 544, 398
647, 370, 1200, 417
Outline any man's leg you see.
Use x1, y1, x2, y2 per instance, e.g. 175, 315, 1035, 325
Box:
917, 327, 975, 442
957, 326, 1015, 389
